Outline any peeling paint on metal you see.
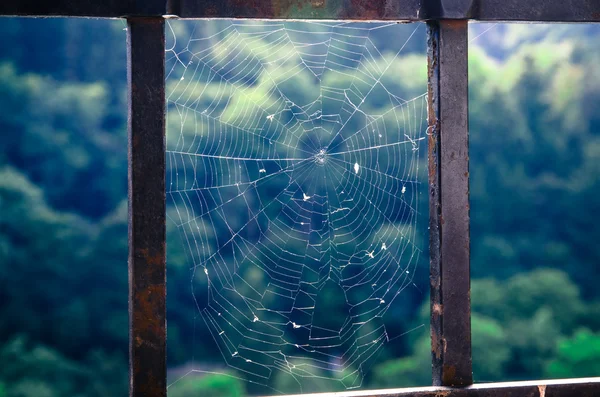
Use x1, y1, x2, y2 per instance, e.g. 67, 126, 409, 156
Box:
538, 385, 546, 397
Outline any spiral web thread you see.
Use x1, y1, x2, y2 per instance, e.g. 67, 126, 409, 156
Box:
166, 20, 427, 393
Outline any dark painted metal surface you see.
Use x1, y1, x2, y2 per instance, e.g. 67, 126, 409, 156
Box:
170, 0, 600, 20
127, 17, 167, 397
472, 0, 600, 22
168, 0, 600, 20
0, 0, 166, 17
424, 0, 600, 21
171, 0, 421, 19
2, 0, 600, 21
281, 378, 600, 397
422, 0, 476, 19
427, 20, 472, 387
426, 18, 443, 390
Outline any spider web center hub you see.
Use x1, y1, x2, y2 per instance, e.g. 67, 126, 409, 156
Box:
314, 148, 328, 165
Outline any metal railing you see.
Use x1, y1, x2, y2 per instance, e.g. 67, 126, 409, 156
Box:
1, 1, 600, 396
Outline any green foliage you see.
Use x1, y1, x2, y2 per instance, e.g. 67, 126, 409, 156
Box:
469, 27, 600, 294
168, 374, 245, 397
0, 336, 127, 397
0, 63, 126, 219
546, 329, 600, 378
2, 19, 600, 396
473, 269, 584, 333
470, 270, 599, 381
368, 268, 599, 389
370, 334, 430, 388
471, 314, 510, 382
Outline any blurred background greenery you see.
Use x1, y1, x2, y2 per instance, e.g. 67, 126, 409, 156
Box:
0, 18, 599, 397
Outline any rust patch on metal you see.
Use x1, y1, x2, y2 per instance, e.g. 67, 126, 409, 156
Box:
431, 328, 442, 359
426, 45, 438, 179
442, 365, 457, 385
331, 0, 390, 20
433, 303, 443, 315
134, 245, 167, 284
134, 284, 166, 335
538, 385, 546, 397
270, 0, 326, 15
443, 19, 466, 29
137, 247, 165, 266
132, 134, 140, 148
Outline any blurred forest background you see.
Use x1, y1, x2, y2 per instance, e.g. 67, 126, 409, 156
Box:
0, 18, 600, 397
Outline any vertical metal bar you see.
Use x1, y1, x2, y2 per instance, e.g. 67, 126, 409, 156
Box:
427, 20, 472, 387
127, 17, 166, 397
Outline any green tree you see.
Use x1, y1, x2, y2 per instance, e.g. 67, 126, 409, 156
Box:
168, 374, 245, 397
0, 63, 127, 219
471, 314, 510, 382
370, 335, 430, 388
546, 329, 600, 378
0, 336, 126, 397
471, 269, 594, 380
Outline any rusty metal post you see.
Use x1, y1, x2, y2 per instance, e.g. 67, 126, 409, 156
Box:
127, 17, 167, 397
427, 20, 472, 387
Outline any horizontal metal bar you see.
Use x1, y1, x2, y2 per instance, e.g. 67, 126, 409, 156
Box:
171, 0, 422, 19
0, 0, 166, 17
472, 0, 600, 22
424, 0, 600, 21
175, 0, 600, 21
1, 0, 600, 21
281, 378, 600, 397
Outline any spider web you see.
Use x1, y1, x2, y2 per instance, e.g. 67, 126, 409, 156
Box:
166, 20, 427, 394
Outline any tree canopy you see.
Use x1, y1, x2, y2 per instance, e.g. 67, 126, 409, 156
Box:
1, 19, 599, 396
